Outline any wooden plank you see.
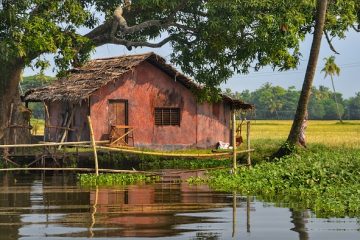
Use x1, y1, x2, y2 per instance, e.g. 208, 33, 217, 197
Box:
87, 116, 99, 176
57, 111, 68, 142
8, 103, 14, 127
0, 167, 157, 174
46, 125, 77, 131
0, 140, 109, 148
110, 125, 134, 128
44, 102, 50, 141
95, 145, 255, 158
58, 108, 75, 150
110, 128, 134, 146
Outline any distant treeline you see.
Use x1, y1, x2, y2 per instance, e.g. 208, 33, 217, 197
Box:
21, 74, 55, 118
224, 83, 360, 120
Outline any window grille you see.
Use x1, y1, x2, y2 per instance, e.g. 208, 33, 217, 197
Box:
155, 108, 180, 126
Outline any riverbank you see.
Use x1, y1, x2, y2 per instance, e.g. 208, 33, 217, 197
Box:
190, 145, 360, 217
187, 119, 360, 218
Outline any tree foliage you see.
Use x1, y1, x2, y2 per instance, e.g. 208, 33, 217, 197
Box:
0, 0, 359, 95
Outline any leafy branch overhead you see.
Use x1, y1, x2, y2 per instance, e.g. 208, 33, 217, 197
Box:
0, 0, 359, 91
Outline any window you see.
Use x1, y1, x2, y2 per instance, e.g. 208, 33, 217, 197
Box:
155, 108, 180, 126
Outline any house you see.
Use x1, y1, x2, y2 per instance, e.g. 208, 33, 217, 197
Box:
23, 53, 252, 150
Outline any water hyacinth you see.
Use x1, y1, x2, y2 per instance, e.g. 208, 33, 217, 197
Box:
78, 173, 160, 186
190, 147, 360, 218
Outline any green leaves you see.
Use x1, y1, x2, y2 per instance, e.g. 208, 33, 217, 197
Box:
0, 0, 359, 98
203, 147, 360, 217
0, 0, 96, 69
78, 173, 160, 186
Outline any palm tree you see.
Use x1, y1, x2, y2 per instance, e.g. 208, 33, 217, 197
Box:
286, 0, 328, 146
274, 0, 328, 157
321, 56, 343, 123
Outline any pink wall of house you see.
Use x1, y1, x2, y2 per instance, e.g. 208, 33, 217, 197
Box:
89, 61, 231, 149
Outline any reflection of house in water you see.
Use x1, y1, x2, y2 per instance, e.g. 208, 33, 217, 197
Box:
42, 173, 90, 207
0, 173, 33, 239
89, 171, 230, 238
0, 172, 263, 239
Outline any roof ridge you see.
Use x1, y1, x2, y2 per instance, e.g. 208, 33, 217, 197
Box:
92, 52, 155, 61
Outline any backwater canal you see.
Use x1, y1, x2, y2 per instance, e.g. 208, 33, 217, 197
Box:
0, 171, 359, 240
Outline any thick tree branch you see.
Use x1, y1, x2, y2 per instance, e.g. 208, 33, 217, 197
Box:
84, 21, 113, 46
84, 18, 195, 48
352, 24, 360, 32
83, 0, 192, 48
121, 19, 165, 34
324, 30, 339, 54
116, 0, 189, 36
111, 36, 173, 48
117, 21, 196, 37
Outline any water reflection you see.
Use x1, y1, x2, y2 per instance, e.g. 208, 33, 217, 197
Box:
291, 210, 309, 240
0, 172, 358, 240
84, 171, 231, 238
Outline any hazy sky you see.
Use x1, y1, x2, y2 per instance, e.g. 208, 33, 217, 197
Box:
24, 30, 360, 98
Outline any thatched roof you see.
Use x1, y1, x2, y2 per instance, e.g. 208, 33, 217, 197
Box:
23, 52, 253, 110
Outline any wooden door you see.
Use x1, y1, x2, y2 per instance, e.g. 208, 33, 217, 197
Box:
108, 100, 128, 144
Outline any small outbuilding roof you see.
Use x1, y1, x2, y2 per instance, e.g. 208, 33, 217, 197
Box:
23, 52, 253, 110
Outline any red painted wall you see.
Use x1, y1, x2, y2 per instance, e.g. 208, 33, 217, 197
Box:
89, 61, 231, 149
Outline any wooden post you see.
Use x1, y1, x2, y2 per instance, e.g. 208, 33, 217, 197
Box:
8, 103, 14, 145
57, 112, 68, 142
232, 111, 237, 172
232, 191, 237, 238
44, 103, 50, 141
246, 121, 251, 167
58, 108, 75, 150
247, 196, 251, 232
87, 116, 99, 176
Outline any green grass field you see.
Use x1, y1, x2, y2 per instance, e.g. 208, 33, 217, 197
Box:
250, 120, 360, 148
30, 118, 45, 135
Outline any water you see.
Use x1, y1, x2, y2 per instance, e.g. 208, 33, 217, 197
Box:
0, 172, 359, 240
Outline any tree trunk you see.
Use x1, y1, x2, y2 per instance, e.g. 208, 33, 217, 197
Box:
0, 59, 31, 145
273, 0, 328, 158
330, 76, 343, 123
287, 0, 328, 145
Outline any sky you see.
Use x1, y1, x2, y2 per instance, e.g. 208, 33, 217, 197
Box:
24, 30, 360, 98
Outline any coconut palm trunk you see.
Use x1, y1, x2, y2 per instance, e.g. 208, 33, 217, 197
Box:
274, 0, 328, 157
287, 0, 328, 145
321, 56, 342, 123
330, 75, 343, 122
